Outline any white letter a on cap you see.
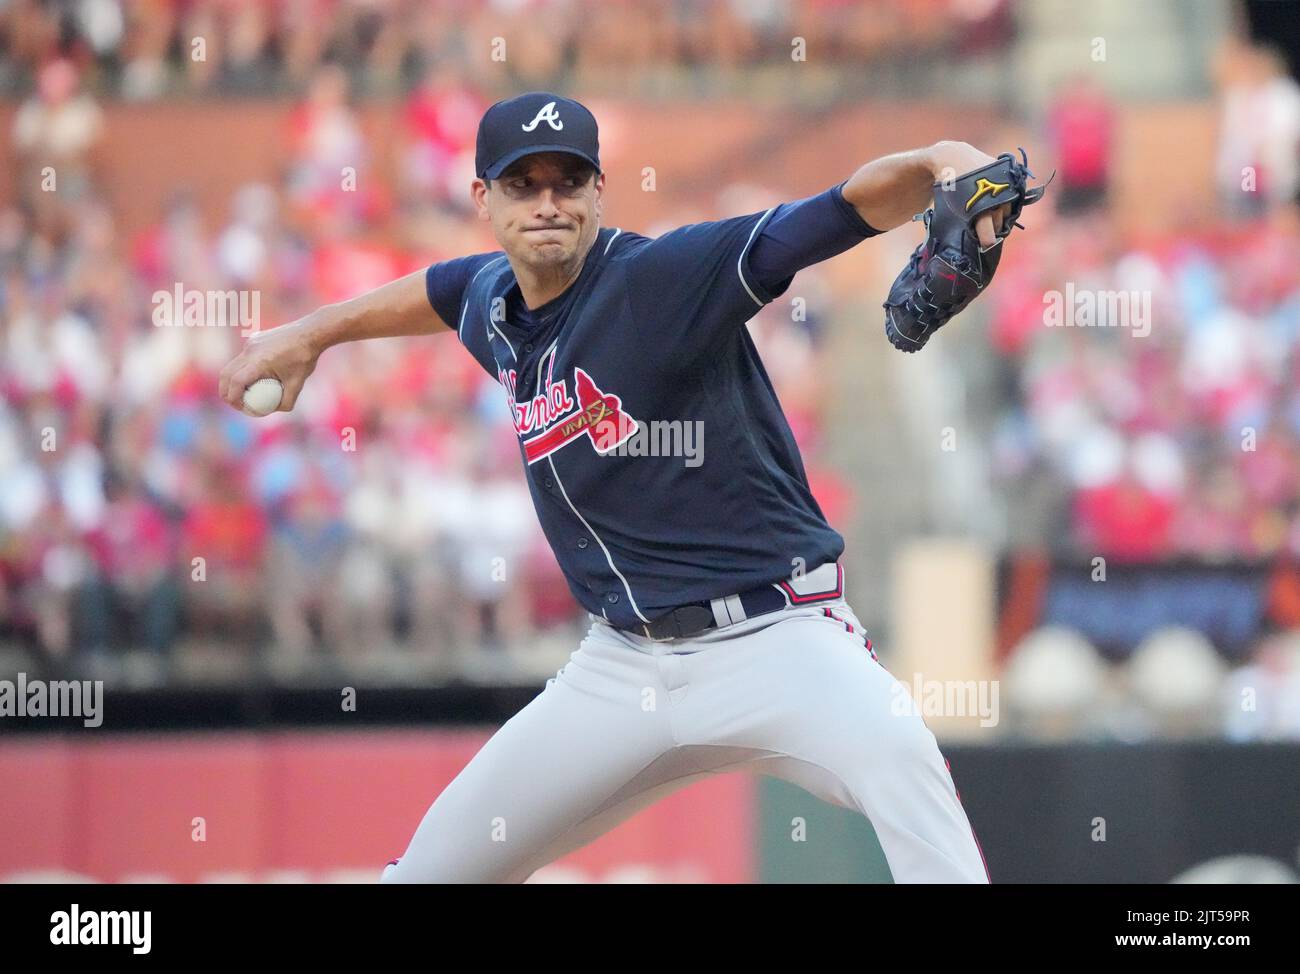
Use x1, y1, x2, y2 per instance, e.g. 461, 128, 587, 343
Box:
522, 102, 563, 132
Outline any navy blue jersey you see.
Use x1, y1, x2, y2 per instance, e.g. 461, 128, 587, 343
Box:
426, 182, 879, 627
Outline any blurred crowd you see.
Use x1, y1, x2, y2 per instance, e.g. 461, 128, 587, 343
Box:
0, 56, 845, 685
977, 38, 1300, 741
0, 0, 1013, 99
994, 39, 1300, 564
989, 206, 1300, 563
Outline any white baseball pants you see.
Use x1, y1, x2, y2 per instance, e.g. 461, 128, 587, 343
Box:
381, 595, 990, 883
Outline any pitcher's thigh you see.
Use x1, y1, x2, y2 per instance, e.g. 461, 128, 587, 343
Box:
729, 615, 989, 882
383, 668, 672, 883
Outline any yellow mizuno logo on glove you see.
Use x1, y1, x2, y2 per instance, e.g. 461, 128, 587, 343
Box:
965, 177, 1010, 211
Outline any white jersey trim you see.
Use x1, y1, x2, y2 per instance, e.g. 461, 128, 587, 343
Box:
736, 207, 778, 308
461, 255, 508, 340
489, 307, 517, 361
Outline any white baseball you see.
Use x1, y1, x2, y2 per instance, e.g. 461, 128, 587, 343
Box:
242, 377, 284, 417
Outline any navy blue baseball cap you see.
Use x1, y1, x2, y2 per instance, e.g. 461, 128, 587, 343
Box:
475, 91, 601, 180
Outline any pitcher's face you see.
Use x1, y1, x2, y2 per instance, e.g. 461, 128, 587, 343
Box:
474, 152, 604, 274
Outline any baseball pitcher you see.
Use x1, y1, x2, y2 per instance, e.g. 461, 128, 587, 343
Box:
219, 92, 1047, 883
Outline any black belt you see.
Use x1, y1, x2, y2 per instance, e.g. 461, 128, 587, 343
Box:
620, 563, 844, 641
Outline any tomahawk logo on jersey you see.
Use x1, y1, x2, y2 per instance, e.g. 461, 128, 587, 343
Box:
507, 362, 639, 465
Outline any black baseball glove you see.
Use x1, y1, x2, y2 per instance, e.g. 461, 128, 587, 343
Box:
883, 148, 1049, 352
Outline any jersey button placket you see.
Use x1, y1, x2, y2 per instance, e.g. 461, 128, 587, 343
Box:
577, 537, 589, 549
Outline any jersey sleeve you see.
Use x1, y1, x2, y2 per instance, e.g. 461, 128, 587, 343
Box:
425, 251, 504, 380
623, 209, 786, 362
745, 181, 881, 298
625, 193, 877, 363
